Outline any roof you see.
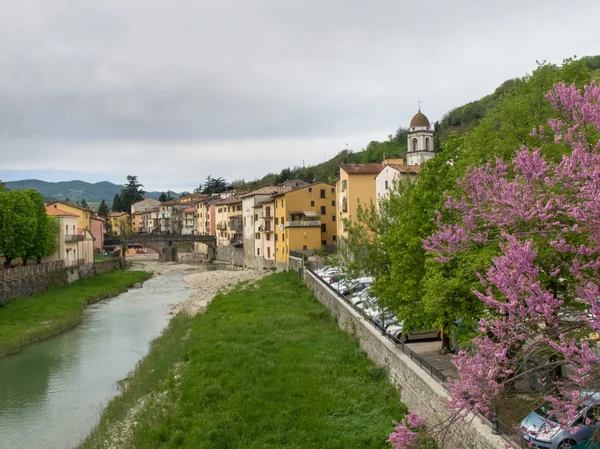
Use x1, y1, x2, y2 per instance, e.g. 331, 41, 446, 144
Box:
90, 216, 106, 222
384, 164, 421, 174
183, 207, 196, 213
109, 212, 128, 217
239, 185, 291, 198
47, 201, 93, 212
215, 196, 242, 205
272, 181, 335, 198
340, 164, 384, 175
45, 205, 79, 217
409, 111, 430, 128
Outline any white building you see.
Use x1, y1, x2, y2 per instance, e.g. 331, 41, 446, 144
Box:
375, 163, 420, 205
406, 110, 436, 166
131, 197, 161, 214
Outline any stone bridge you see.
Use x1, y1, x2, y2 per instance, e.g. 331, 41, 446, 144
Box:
122, 234, 217, 262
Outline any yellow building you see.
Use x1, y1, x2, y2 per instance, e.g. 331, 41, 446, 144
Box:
109, 212, 130, 235
215, 197, 242, 246
335, 163, 384, 240
47, 202, 92, 231
272, 183, 337, 263
131, 211, 143, 233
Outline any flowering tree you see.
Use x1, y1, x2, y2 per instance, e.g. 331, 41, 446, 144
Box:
424, 81, 600, 427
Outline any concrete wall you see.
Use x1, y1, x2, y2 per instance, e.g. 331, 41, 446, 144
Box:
0, 258, 125, 305
216, 245, 244, 266
303, 268, 508, 449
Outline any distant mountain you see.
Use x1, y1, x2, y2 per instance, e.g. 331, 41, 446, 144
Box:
3, 179, 180, 205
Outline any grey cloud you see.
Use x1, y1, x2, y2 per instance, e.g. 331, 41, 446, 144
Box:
0, 0, 599, 189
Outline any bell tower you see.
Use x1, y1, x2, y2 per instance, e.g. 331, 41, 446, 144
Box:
406, 107, 435, 165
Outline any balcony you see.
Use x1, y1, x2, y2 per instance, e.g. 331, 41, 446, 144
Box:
285, 220, 321, 228
216, 221, 227, 230
64, 234, 84, 242
229, 222, 243, 232
230, 239, 244, 247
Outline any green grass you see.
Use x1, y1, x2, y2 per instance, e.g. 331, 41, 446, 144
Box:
0, 269, 151, 356
78, 272, 405, 449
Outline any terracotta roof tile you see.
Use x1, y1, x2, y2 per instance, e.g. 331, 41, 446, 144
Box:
340, 164, 384, 174
385, 164, 421, 174
45, 206, 79, 217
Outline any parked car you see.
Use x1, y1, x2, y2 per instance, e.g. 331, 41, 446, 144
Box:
386, 321, 441, 342
349, 288, 371, 306
339, 277, 373, 297
520, 393, 600, 449
316, 265, 331, 276
372, 313, 398, 329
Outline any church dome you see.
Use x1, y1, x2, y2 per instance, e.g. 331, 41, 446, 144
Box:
409, 111, 430, 128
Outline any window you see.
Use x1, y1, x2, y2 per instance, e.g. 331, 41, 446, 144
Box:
275, 234, 278, 241
425, 137, 430, 151
321, 240, 326, 246
412, 138, 418, 152
308, 187, 312, 192
385, 180, 389, 190
311, 201, 315, 207
321, 223, 327, 233
342, 180, 347, 191
228, 207, 231, 212
266, 234, 271, 241
331, 187, 334, 193
257, 248, 260, 256
254, 213, 258, 221
255, 233, 260, 239
332, 215, 336, 221
267, 247, 271, 258
282, 233, 285, 242
237, 205, 242, 211
65, 225, 68, 234
333, 235, 337, 242
303, 245, 307, 250
275, 217, 278, 225
331, 200, 335, 206
281, 200, 283, 207
320, 206, 326, 215
320, 189, 325, 198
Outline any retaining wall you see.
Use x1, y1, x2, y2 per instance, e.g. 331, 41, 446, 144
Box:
0, 258, 125, 305
303, 268, 508, 449
215, 245, 244, 266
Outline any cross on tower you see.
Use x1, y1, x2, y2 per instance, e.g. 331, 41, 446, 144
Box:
417, 99, 421, 111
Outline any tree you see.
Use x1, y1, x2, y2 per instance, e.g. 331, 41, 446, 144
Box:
425, 82, 600, 428
112, 193, 122, 212
0, 190, 37, 267
98, 200, 109, 218
119, 175, 145, 213
159, 191, 168, 202
22, 190, 59, 264
0, 180, 5, 191
80, 198, 88, 209
202, 176, 228, 194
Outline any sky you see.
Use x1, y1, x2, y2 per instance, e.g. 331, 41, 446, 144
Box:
0, 0, 599, 192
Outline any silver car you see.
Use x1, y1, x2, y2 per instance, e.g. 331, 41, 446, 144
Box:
386, 321, 440, 342
520, 394, 600, 449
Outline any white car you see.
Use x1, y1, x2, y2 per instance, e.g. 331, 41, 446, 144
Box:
350, 288, 371, 306
386, 321, 440, 342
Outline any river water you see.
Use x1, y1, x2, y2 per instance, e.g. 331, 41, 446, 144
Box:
0, 269, 198, 449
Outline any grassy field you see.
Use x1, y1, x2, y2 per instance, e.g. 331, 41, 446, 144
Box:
79, 272, 406, 449
0, 269, 151, 356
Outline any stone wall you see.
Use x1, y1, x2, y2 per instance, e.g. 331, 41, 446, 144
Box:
303, 269, 509, 449
0, 258, 125, 305
0, 261, 68, 305
215, 245, 244, 266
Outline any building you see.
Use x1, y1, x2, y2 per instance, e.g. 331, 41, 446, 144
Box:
335, 163, 384, 240
45, 206, 94, 266
131, 211, 143, 233
375, 163, 421, 203
47, 202, 92, 232
214, 197, 242, 247
272, 182, 337, 263
406, 110, 435, 165
142, 207, 159, 233
258, 197, 275, 260
90, 216, 106, 253
130, 197, 160, 214
109, 212, 130, 235
240, 186, 289, 264
159, 202, 173, 232
182, 207, 197, 235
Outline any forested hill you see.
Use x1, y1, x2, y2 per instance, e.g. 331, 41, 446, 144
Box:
233, 55, 600, 190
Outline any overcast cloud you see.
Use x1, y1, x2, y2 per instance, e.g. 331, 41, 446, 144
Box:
0, 0, 598, 191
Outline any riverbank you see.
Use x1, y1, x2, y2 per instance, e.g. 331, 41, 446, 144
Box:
78, 271, 406, 449
0, 269, 151, 357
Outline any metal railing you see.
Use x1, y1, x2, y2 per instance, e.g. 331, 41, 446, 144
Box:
64, 234, 84, 242
285, 220, 321, 227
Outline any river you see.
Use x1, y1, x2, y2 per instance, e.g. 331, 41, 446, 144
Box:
0, 268, 200, 449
